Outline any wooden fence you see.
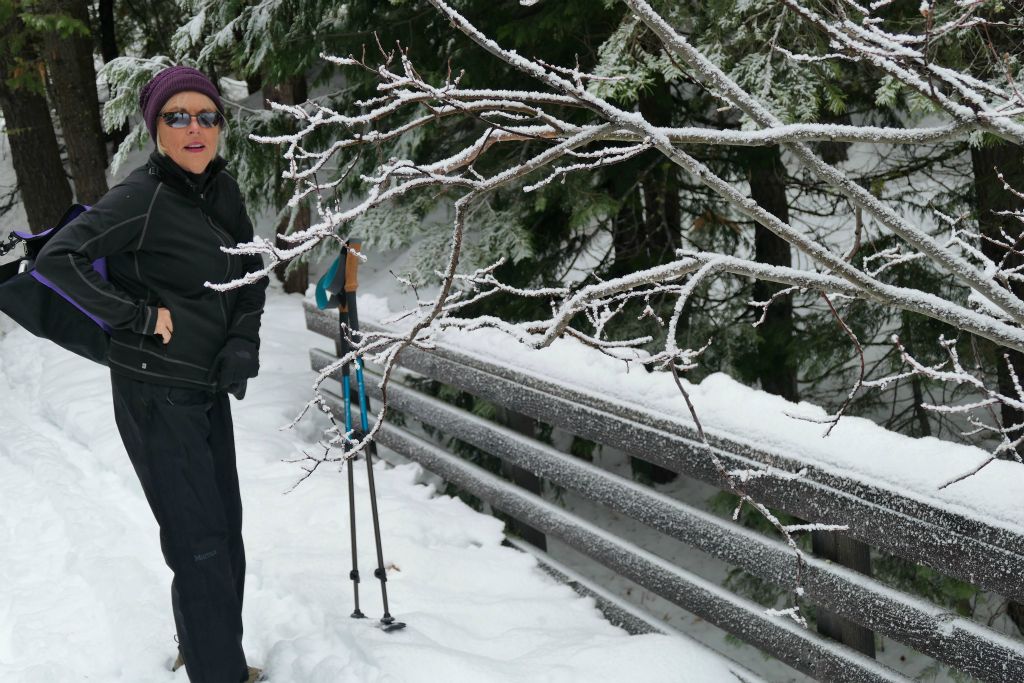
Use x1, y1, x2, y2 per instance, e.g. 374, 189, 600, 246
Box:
305, 301, 1024, 683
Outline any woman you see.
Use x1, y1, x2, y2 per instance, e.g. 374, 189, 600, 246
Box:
36, 66, 268, 683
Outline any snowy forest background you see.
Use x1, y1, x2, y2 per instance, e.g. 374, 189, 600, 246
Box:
5, 0, 1023, 447
1, 0, 1024, 681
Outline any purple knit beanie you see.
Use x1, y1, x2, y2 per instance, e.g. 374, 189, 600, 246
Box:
139, 66, 224, 141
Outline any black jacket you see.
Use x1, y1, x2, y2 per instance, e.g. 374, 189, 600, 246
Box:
35, 152, 268, 390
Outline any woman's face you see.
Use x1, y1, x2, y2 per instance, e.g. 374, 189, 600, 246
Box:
157, 91, 222, 175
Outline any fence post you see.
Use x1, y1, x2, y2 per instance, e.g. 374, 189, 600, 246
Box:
495, 406, 547, 551
812, 530, 875, 657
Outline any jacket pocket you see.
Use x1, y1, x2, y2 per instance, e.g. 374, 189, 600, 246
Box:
165, 386, 214, 408
163, 295, 225, 374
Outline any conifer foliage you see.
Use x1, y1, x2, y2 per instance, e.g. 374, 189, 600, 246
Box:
0, 0, 1015, 467
222, 0, 1024, 469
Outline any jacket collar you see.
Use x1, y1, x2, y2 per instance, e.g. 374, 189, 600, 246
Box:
147, 151, 227, 197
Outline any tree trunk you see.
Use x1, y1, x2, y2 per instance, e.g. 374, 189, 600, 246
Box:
968, 9, 1024, 635
746, 142, 867, 649
97, 0, 118, 63
610, 186, 645, 271
97, 0, 128, 151
263, 76, 310, 294
245, 73, 263, 96
971, 141, 1024, 458
744, 145, 799, 402
898, 312, 932, 437
0, 81, 74, 232
495, 406, 546, 551
611, 76, 682, 272
0, 17, 73, 233
611, 76, 681, 486
814, 111, 853, 166
35, 0, 109, 204
811, 530, 876, 658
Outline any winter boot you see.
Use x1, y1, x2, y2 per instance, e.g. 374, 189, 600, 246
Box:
172, 650, 265, 681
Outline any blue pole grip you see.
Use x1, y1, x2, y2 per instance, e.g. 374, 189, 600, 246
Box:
342, 372, 354, 434
355, 359, 371, 433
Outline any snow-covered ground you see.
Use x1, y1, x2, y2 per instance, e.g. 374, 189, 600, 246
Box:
0, 283, 765, 683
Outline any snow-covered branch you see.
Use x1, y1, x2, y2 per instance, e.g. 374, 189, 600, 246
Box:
865, 333, 1024, 480
622, 0, 1024, 327
222, 0, 1024, 464
225, 0, 1024, 624
777, 0, 1024, 144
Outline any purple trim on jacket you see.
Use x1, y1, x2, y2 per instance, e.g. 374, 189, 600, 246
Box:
30, 266, 113, 333
19, 204, 110, 333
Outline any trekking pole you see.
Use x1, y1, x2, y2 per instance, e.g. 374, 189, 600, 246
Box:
341, 239, 406, 633
335, 249, 366, 620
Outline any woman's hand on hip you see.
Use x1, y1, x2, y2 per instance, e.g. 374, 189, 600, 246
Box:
155, 307, 173, 344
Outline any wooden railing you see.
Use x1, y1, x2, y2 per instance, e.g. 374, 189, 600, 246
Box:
305, 301, 1024, 683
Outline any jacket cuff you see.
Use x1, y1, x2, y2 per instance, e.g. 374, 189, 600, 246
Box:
131, 305, 159, 335
224, 335, 258, 352
226, 323, 261, 347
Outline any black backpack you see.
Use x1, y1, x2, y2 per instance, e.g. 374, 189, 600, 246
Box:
0, 204, 111, 365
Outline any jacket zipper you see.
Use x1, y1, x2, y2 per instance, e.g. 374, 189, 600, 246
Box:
204, 213, 233, 327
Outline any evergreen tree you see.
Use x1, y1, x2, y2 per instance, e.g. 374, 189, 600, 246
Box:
0, 0, 72, 232
95, 0, 1020, 454
26, 0, 109, 204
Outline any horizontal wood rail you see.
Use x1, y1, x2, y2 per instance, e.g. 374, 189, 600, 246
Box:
306, 301, 1024, 682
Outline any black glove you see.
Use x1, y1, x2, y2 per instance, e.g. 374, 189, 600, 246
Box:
211, 337, 259, 399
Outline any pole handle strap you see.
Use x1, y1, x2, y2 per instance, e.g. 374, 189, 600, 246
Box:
315, 239, 363, 311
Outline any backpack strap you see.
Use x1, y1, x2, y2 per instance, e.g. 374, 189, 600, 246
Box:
0, 232, 20, 258
1, 203, 94, 284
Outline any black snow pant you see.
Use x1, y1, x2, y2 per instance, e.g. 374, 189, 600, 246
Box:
110, 371, 249, 683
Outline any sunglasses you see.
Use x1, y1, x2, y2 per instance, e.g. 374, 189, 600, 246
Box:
160, 111, 224, 128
